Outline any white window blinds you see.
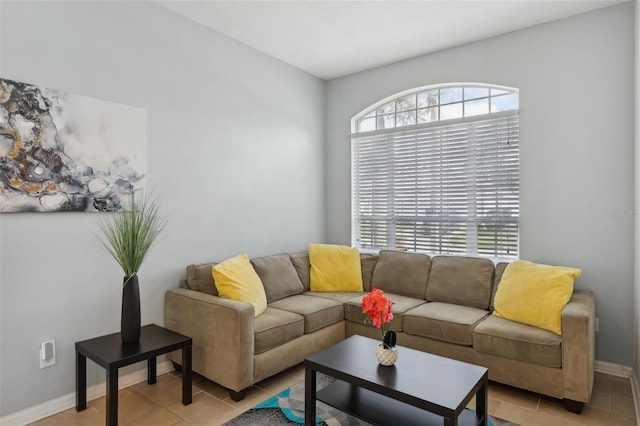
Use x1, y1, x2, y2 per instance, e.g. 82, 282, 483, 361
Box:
352, 111, 519, 259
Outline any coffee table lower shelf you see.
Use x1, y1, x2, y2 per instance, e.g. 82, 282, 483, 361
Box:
317, 379, 483, 426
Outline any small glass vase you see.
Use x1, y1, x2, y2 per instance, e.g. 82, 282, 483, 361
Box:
376, 342, 398, 366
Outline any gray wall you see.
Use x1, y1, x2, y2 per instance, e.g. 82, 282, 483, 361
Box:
634, 0, 639, 393
326, 4, 634, 365
0, 1, 325, 417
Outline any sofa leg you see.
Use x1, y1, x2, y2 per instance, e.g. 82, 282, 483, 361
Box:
229, 389, 247, 402
563, 399, 584, 414
172, 361, 182, 373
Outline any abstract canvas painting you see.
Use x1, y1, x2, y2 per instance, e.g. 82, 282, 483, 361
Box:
0, 78, 146, 212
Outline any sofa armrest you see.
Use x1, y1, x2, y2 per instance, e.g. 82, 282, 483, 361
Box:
561, 289, 595, 404
165, 288, 255, 392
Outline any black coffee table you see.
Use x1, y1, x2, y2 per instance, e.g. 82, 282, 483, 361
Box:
305, 335, 488, 426
75, 324, 192, 426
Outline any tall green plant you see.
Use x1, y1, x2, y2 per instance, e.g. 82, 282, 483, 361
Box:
97, 191, 168, 282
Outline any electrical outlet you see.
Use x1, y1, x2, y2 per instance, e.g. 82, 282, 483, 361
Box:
595, 318, 599, 333
40, 340, 56, 369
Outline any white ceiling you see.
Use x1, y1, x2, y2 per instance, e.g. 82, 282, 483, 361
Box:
157, 0, 628, 80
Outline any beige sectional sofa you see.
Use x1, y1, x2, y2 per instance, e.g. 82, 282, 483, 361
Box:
165, 250, 595, 413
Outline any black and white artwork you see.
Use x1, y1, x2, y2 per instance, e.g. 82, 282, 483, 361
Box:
0, 78, 145, 212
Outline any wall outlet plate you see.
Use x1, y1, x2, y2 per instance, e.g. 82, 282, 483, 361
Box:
40, 340, 56, 369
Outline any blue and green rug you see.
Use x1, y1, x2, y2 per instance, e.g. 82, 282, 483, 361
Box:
223, 374, 518, 425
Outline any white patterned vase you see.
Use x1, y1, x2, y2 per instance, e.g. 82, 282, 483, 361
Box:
376, 342, 398, 366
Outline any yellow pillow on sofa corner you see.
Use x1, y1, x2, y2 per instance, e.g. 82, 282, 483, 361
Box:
493, 260, 581, 335
309, 244, 363, 292
212, 253, 267, 317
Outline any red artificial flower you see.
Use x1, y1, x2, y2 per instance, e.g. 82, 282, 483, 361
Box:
361, 287, 395, 329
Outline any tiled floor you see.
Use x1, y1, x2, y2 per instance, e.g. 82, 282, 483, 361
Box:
30, 366, 636, 426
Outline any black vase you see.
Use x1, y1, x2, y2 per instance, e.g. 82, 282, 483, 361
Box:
121, 275, 141, 344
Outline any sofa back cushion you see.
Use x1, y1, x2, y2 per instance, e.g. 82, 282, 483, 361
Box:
426, 256, 494, 309
490, 262, 509, 311
360, 253, 378, 291
186, 262, 218, 296
251, 254, 304, 303
289, 253, 311, 291
370, 250, 431, 299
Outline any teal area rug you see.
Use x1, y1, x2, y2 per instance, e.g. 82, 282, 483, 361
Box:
223, 374, 519, 425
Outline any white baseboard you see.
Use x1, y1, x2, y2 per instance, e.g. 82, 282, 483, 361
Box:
594, 359, 633, 378
0, 360, 174, 426
630, 369, 640, 426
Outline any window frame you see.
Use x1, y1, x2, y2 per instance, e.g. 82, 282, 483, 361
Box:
351, 83, 519, 261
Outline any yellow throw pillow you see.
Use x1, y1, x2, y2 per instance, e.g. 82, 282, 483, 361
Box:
309, 244, 363, 292
212, 253, 267, 317
493, 260, 581, 335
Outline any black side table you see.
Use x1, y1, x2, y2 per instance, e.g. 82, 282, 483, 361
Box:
76, 323, 192, 426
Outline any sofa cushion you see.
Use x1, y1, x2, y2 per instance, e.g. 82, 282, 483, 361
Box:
370, 250, 431, 299
426, 256, 494, 309
213, 254, 267, 317
290, 253, 311, 292
403, 302, 490, 346
360, 253, 378, 291
185, 262, 218, 296
251, 254, 304, 303
309, 244, 363, 292
254, 307, 304, 354
473, 314, 562, 368
490, 262, 509, 311
493, 260, 581, 335
344, 293, 425, 332
268, 294, 344, 333
304, 291, 367, 304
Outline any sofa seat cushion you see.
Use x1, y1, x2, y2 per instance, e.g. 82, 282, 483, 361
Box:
344, 293, 425, 332
473, 314, 562, 368
254, 307, 304, 354
304, 291, 366, 303
268, 294, 344, 333
403, 302, 489, 346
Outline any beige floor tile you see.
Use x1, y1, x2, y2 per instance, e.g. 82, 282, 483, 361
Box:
465, 395, 502, 417
254, 370, 304, 394
610, 396, 636, 419
537, 396, 588, 425
593, 372, 609, 388
494, 401, 583, 426
192, 374, 231, 400
29, 406, 105, 426
489, 398, 503, 417
221, 385, 274, 413
88, 388, 182, 426
586, 390, 610, 411
131, 373, 201, 407
488, 382, 541, 411
607, 376, 633, 398
167, 392, 241, 426
582, 405, 637, 426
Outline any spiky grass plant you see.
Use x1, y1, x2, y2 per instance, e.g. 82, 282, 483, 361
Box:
97, 191, 168, 283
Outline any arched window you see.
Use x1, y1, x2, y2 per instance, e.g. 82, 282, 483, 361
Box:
351, 83, 519, 259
